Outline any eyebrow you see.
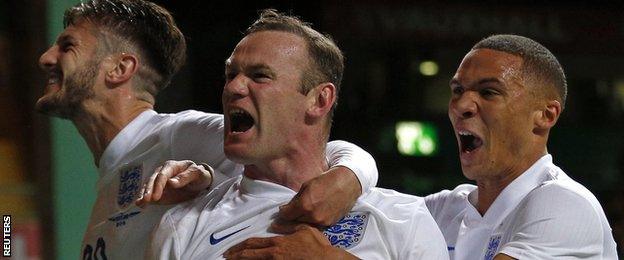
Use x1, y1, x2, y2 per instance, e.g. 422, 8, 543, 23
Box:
56, 34, 75, 45
224, 61, 276, 77
449, 77, 502, 87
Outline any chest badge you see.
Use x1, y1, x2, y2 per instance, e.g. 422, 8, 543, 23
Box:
118, 164, 143, 208
323, 212, 369, 249
484, 234, 502, 260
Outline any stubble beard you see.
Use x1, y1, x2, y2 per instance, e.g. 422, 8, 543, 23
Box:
36, 58, 98, 119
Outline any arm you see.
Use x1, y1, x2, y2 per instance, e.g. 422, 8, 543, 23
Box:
277, 140, 378, 226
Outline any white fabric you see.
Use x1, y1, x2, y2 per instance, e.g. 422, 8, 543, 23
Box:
425, 154, 618, 260
81, 109, 378, 260
148, 175, 449, 260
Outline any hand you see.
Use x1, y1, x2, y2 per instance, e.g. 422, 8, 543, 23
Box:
276, 166, 362, 227
135, 160, 213, 207
224, 224, 358, 260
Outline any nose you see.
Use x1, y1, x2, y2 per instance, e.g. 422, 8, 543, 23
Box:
450, 92, 478, 119
39, 45, 58, 71
222, 74, 249, 102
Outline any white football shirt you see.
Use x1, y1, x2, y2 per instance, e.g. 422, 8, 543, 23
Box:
148, 175, 449, 260
81, 109, 379, 259
425, 155, 618, 260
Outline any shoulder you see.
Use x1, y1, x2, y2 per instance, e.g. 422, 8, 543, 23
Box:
424, 184, 475, 218
522, 166, 605, 220
499, 167, 616, 258
356, 188, 448, 259
166, 110, 224, 126
358, 188, 428, 219
356, 188, 441, 236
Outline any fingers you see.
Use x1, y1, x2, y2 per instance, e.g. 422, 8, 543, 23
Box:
134, 160, 193, 207
279, 184, 334, 226
224, 247, 277, 260
277, 193, 304, 222
167, 163, 212, 191
224, 237, 277, 258
270, 221, 314, 234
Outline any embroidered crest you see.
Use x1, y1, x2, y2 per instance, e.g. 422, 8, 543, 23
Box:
323, 212, 369, 249
484, 234, 502, 260
117, 165, 142, 208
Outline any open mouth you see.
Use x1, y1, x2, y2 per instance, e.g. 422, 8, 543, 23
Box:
229, 109, 255, 133
458, 131, 483, 153
45, 69, 63, 91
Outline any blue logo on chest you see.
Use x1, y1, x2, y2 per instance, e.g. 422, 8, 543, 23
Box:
323, 212, 369, 249
484, 234, 502, 260
118, 165, 142, 208
209, 226, 251, 245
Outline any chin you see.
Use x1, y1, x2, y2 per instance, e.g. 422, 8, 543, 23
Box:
35, 97, 67, 118
460, 165, 480, 181
223, 146, 253, 164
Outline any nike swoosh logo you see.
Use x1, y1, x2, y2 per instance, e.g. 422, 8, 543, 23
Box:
209, 225, 251, 245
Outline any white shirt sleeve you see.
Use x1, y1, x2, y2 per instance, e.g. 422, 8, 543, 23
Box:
499, 184, 609, 259
325, 140, 378, 193
170, 112, 242, 186
401, 203, 450, 260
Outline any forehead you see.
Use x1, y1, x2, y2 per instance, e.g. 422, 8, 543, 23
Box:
226, 31, 308, 70
453, 48, 524, 84
58, 21, 98, 45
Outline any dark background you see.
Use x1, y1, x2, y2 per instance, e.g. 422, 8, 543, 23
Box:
1, 0, 622, 258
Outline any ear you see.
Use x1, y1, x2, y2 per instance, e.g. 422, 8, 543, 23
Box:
305, 83, 336, 120
104, 53, 138, 86
534, 100, 561, 131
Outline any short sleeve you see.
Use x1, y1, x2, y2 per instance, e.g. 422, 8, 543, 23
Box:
499, 185, 607, 259
325, 140, 378, 193
401, 202, 450, 260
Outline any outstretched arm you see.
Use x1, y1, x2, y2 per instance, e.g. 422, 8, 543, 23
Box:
136, 140, 378, 227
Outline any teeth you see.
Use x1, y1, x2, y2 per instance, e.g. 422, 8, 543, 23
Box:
48, 78, 59, 84
458, 131, 473, 136
47, 71, 61, 85
229, 109, 246, 116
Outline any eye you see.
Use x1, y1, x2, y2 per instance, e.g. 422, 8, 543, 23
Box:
479, 88, 499, 97
451, 86, 464, 95
60, 42, 73, 52
251, 72, 271, 83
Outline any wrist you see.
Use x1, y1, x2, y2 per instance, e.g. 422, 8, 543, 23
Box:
197, 163, 214, 190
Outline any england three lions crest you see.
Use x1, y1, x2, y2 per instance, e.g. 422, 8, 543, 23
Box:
323, 212, 369, 249
118, 165, 142, 208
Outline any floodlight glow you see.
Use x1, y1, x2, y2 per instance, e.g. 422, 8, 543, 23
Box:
419, 61, 439, 76
396, 121, 438, 156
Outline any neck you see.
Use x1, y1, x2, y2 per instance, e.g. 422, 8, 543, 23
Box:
70, 92, 153, 167
475, 149, 546, 215
243, 139, 328, 192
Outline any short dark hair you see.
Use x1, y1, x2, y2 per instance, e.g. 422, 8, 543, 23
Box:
473, 34, 567, 109
64, 0, 186, 98
245, 9, 344, 115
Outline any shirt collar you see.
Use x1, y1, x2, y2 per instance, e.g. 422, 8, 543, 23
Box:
464, 154, 553, 226
98, 109, 157, 175
239, 175, 296, 200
